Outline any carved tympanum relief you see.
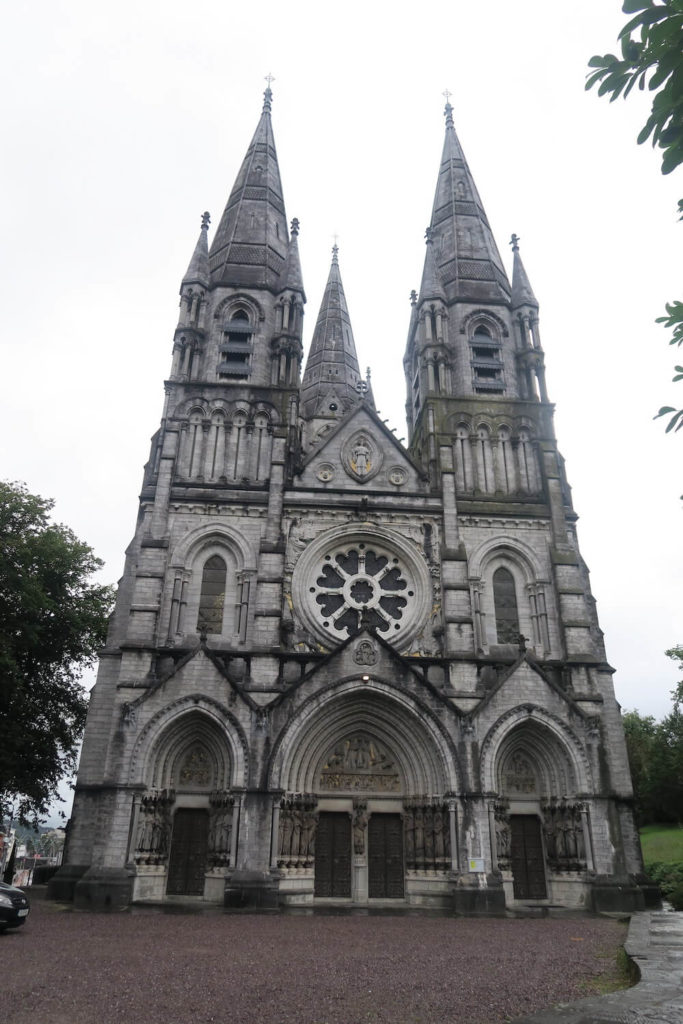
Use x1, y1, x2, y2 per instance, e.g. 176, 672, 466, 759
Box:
319, 734, 401, 792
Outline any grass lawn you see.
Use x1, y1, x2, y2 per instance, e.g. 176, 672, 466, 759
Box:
640, 824, 683, 866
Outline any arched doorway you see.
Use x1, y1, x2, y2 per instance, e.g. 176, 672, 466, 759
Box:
270, 684, 459, 905
131, 707, 239, 902
490, 716, 593, 905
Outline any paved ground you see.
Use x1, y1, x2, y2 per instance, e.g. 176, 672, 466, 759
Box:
3, 892, 629, 1024
515, 910, 683, 1024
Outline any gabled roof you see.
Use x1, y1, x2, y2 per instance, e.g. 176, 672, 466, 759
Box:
297, 400, 427, 491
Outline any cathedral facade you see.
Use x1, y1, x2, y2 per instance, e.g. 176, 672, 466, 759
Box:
50, 90, 649, 913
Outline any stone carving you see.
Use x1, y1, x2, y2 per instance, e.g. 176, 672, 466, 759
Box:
134, 788, 175, 865
404, 798, 450, 873
277, 793, 318, 870
316, 463, 336, 483
493, 800, 511, 869
208, 790, 234, 868
504, 752, 537, 794
388, 466, 407, 486
353, 639, 377, 666
341, 432, 384, 483
320, 734, 400, 792
179, 746, 211, 786
542, 800, 587, 873
352, 800, 368, 855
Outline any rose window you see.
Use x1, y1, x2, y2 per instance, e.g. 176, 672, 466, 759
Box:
310, 544, 415, 637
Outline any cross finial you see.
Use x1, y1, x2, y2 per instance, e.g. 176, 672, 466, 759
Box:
443, 89, 454, 128
510, 233, 520, 252
201, 211, 211, 231
263, 73, 275, 112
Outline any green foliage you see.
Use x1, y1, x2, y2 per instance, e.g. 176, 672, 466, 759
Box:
587, 3, 683, 438
586, 0, 683, 180
623, 672, 683, 826
666, 643, 683, 706
654, 303, 683, 431
0, 481, 114, 825
644, 860, 683, 908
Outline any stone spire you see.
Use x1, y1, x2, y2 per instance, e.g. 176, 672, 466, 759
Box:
181, 211, 210, 290
208, 86, 290, 290
300, 245, 366, 418
510, 234, 539, 309
418, 227, 447, 303
424, 101, 510, 303
279, 217, 306, 299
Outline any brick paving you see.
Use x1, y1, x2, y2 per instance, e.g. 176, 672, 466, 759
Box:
0, 893, 630, 1024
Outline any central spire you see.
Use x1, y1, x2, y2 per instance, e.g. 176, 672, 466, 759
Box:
208, 86, 290, 290
423, 101, 510, 304
300, 246, 367, 418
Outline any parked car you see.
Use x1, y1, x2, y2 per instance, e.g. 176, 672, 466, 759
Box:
0, 880, 30, 931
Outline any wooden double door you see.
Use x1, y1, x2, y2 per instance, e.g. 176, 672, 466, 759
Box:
510, 815, 547, 899
314, 812, 404, 900
166, 808, 209, 895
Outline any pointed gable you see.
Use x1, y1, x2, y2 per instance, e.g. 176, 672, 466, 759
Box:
297, 402, 426, 491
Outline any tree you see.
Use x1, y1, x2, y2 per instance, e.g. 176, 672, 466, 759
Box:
0, 482, 114, 825
622, 709, 659, 824
586, 0, 683, 435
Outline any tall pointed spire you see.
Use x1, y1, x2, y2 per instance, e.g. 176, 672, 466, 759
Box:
181, 211, 210, 290
279, 217, 306, 298
209, 86, 290, 290
301, 245, 365, 418
425, 100, 510, 303
510, 234, 538, 309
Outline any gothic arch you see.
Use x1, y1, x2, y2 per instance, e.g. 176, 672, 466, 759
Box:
213, 294, 264, 323
479, 704, 593, 796
169, 523, 255, 572
469, 538, 552, 653
459, 309, 509, 338
269, 680, 461, 796
128, 694, 249, 789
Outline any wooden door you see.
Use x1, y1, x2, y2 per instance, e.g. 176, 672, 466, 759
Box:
368, 814, 404, 898
314, 813, 352, 897
510, 815, 547, 899
166, 809, 209, 895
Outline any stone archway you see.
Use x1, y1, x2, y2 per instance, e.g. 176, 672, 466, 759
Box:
269, 682, 460, 906
485, 713, 593, 905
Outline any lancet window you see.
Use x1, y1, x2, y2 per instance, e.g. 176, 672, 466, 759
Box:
493, 566, 520, 644
196, 555, 227, 635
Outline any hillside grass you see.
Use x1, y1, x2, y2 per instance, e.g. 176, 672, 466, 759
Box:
640, 824, 683, 866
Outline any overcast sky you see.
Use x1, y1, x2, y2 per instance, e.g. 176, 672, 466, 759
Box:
2, 0, 681, 758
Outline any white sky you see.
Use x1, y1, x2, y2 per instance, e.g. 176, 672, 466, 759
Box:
2, 0, 681, 741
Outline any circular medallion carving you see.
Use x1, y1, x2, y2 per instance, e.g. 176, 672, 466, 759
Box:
388, 466, 407, 486
316, 463, 336, 482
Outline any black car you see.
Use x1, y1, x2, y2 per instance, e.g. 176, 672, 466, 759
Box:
0, 880, 30, 931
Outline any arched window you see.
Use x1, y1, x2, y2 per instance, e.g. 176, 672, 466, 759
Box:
493, 567, 520, 644
196, 555, 227, 634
